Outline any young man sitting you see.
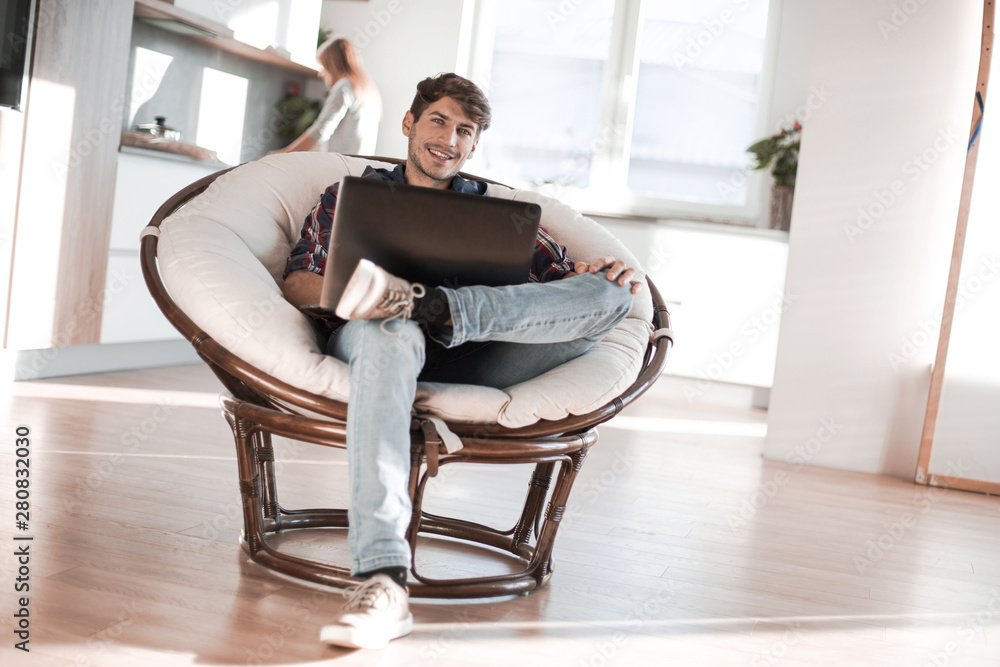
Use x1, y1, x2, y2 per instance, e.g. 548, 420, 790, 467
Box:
280, 73, 640, 650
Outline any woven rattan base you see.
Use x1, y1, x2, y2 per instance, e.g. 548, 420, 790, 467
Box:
222, 394, 596, 599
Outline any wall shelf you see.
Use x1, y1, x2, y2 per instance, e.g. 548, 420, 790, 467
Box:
134, 0, 317, 77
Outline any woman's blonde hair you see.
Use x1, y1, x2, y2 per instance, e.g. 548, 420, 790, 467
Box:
316, 37, 378, 102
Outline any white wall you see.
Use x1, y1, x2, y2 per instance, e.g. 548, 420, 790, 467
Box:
764, 0, 817, 134
320, 0, 477, 158
764, 0, 983, 477
599, 218, 788, 396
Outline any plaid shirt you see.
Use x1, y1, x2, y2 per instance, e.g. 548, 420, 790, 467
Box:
283, 164, 575, 282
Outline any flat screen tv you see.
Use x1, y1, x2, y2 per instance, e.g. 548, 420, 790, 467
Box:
0, 0, 35, 111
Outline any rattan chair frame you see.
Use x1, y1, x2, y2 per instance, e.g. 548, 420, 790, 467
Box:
139, 159, 672, 599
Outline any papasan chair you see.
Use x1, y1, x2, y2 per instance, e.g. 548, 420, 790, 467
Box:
139, 153, 673, 598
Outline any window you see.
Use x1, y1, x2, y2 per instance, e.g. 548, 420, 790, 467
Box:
196, 68, 249, 165
474, 0, 776, 222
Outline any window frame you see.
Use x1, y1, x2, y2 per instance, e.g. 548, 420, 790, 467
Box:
467, 0, 785, 226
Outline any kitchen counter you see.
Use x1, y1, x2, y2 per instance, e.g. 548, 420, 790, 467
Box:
119, 143, 232, 169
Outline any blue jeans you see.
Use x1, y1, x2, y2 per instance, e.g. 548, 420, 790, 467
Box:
325, 271, 634, 575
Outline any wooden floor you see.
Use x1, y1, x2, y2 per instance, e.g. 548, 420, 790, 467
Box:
2, 365, 1000, 666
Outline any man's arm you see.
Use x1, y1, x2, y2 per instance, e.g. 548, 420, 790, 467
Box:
532, 226, 576, 282
281, 270, 324, 308
281, 182, 342, 307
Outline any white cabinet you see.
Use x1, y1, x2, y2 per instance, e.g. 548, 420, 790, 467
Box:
100, 150, 221, 344
600, 218, 789, 391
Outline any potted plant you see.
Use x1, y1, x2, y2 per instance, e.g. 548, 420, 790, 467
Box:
275, 81, 321, 143
747, 121, 800, 231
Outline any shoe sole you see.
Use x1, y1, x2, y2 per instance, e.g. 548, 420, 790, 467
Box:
319, 614, 413, 650
335, 259, 377, 320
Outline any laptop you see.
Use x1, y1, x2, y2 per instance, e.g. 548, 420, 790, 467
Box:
306, 176, 542, 316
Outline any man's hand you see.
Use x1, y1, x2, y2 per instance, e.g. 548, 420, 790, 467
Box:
566, 256, 643, 294
281, 270, 324, 307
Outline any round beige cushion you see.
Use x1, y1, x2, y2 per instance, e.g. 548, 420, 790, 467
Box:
157, 153, 652, 428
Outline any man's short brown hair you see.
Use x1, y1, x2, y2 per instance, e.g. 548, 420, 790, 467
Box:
409, 73, 492, 136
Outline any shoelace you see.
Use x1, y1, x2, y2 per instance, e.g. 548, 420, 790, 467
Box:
379, 283, 427, 335
343, 578, 400, 612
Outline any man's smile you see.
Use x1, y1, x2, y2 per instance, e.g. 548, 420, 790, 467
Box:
427, 146, 455, 162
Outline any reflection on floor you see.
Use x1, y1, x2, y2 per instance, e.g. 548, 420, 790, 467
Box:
1, 365, 999, 666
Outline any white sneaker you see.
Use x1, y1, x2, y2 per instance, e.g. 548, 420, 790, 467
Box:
320, 574, 413, 649
335, 259, 426, 327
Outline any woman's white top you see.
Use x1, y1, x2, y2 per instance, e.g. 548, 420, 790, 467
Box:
306, 78, 381, 154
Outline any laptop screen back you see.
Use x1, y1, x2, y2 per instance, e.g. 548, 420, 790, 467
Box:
320, 177, 542, 310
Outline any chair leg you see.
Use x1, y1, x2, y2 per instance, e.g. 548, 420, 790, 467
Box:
512, 463, 554, 549
226, 412, 265, 559
254, 431, 279, 522
528, 447, 590, 580
406, 436, 426, 566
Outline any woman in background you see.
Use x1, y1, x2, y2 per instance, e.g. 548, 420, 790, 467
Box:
274, 37, 381, 155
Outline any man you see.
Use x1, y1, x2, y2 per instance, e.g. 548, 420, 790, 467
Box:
281, 73, 640, 650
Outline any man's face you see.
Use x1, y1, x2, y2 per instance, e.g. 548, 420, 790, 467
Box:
402, 96, 480, 189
